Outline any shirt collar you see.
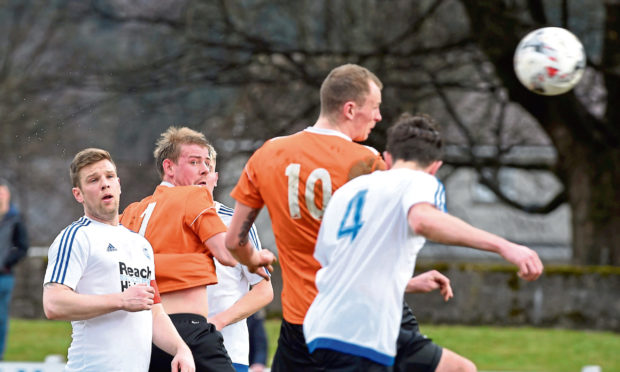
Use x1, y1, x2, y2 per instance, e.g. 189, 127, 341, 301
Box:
304, 126, 352, 141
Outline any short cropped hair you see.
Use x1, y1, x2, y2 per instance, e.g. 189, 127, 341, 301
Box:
386, 113, 443, 166
320, 64, 383, 119
153, 127, 211, 178
70, 148, 116, 188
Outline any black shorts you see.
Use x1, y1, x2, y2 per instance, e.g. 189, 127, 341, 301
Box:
149, 313, 234, 372
312, 348, 392, 372
273, 303, 440, 372
395, 301, 443, 372
271, 318, 323, 372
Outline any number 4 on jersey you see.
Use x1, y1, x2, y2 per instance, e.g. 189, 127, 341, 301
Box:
337, 189, 368, 242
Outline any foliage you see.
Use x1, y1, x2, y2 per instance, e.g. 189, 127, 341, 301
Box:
0, 1, 618, 263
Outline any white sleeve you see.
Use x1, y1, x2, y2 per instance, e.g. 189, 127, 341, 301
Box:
401, 173, 446, 214
43, 225, 90, 289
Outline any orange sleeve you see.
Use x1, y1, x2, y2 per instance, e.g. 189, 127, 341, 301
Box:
374, 154, 387, 171
184, 187, 227, 244
230, 154, 266, 209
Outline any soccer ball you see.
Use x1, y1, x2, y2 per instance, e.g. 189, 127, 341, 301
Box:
513, 27, 586, 96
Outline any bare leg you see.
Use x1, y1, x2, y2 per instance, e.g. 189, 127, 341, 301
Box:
434, 348, 477, 372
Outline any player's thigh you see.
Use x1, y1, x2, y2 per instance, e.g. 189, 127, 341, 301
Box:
395, 328, 442, 372
434, 348, 477, 372
271, 320, 321, 372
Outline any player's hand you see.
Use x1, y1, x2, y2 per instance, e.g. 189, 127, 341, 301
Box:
170, 343, 195, 372
249, 250, 277, 280
250, 363, 266, 372
120, 283, 155, 312
500, 243, 544, 281
405, 270, 453, 301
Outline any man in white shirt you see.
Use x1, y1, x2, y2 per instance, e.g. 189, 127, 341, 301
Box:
304, 114, 544, 371
43, 148, 194, 372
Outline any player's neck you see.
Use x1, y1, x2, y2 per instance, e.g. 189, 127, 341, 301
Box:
391, 160, 426, 172
85, 213, 120, 226
313, 117, 354, 139
391, 159, 442, 176
0, 203, 8, 217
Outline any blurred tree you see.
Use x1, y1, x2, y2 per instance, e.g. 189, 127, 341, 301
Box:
460, 0, 619, 265
0, 0, 616, 265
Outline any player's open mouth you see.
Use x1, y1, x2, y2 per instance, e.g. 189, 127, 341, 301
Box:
102, 194, 113, 201
196, 181, 207, 186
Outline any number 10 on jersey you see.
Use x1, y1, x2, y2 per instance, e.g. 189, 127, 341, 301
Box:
286, 163, 332, 220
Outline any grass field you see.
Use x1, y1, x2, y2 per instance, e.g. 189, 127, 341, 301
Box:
6, 318, 619, 371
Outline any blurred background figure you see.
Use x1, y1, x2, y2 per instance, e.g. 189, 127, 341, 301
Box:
247, 309, 268, 372
0, 178, 29, 360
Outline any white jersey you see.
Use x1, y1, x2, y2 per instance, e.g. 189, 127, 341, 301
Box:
43, 216, 156, 372
303, 169, 446, 366
207, 202, 266, 366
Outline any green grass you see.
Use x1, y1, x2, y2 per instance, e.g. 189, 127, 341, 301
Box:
263, 320, 619, 372
5, 319, 72, 361
6, 318, 619, 372
419, 324, 619, 372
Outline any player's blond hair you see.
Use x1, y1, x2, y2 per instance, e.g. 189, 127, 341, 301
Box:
319, 64, 383, 119
70, 148, 116, 188
153, 127, 211, 179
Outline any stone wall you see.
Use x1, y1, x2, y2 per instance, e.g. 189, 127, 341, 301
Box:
404, 263, 620, 331
12, 257, 620, 332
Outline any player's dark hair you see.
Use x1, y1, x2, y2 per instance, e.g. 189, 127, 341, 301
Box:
320, 64, 383, 119
386, 113, 443, 166
70, 148, 116, 188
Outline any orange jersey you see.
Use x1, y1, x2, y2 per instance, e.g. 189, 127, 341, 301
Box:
231, 127, 386, 324
120, 183, 227, 294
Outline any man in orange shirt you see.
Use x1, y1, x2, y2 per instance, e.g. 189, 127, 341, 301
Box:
121, 127, 274, 372
225, 64, 386, 371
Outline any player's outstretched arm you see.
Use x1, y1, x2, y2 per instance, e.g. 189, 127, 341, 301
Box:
225, 202, 276, 279
43, 282, 155, 320
204, 232, 238, 267
405, 270, 453, 301
408, 203, 544, 281
209, 279, 273, 331
151, 303, 195, 372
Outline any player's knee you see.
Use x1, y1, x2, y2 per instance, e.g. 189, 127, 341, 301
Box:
436, 349, 477, 372
448, 357, 477, 372
460, 357, 477, 372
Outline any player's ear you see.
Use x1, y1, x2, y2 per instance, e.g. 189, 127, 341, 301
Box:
72, 187, 84, 204
427, 160, 443, 175
383, 151, 393, 169
162, 158, 174, 177
343, 101, 355, 120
